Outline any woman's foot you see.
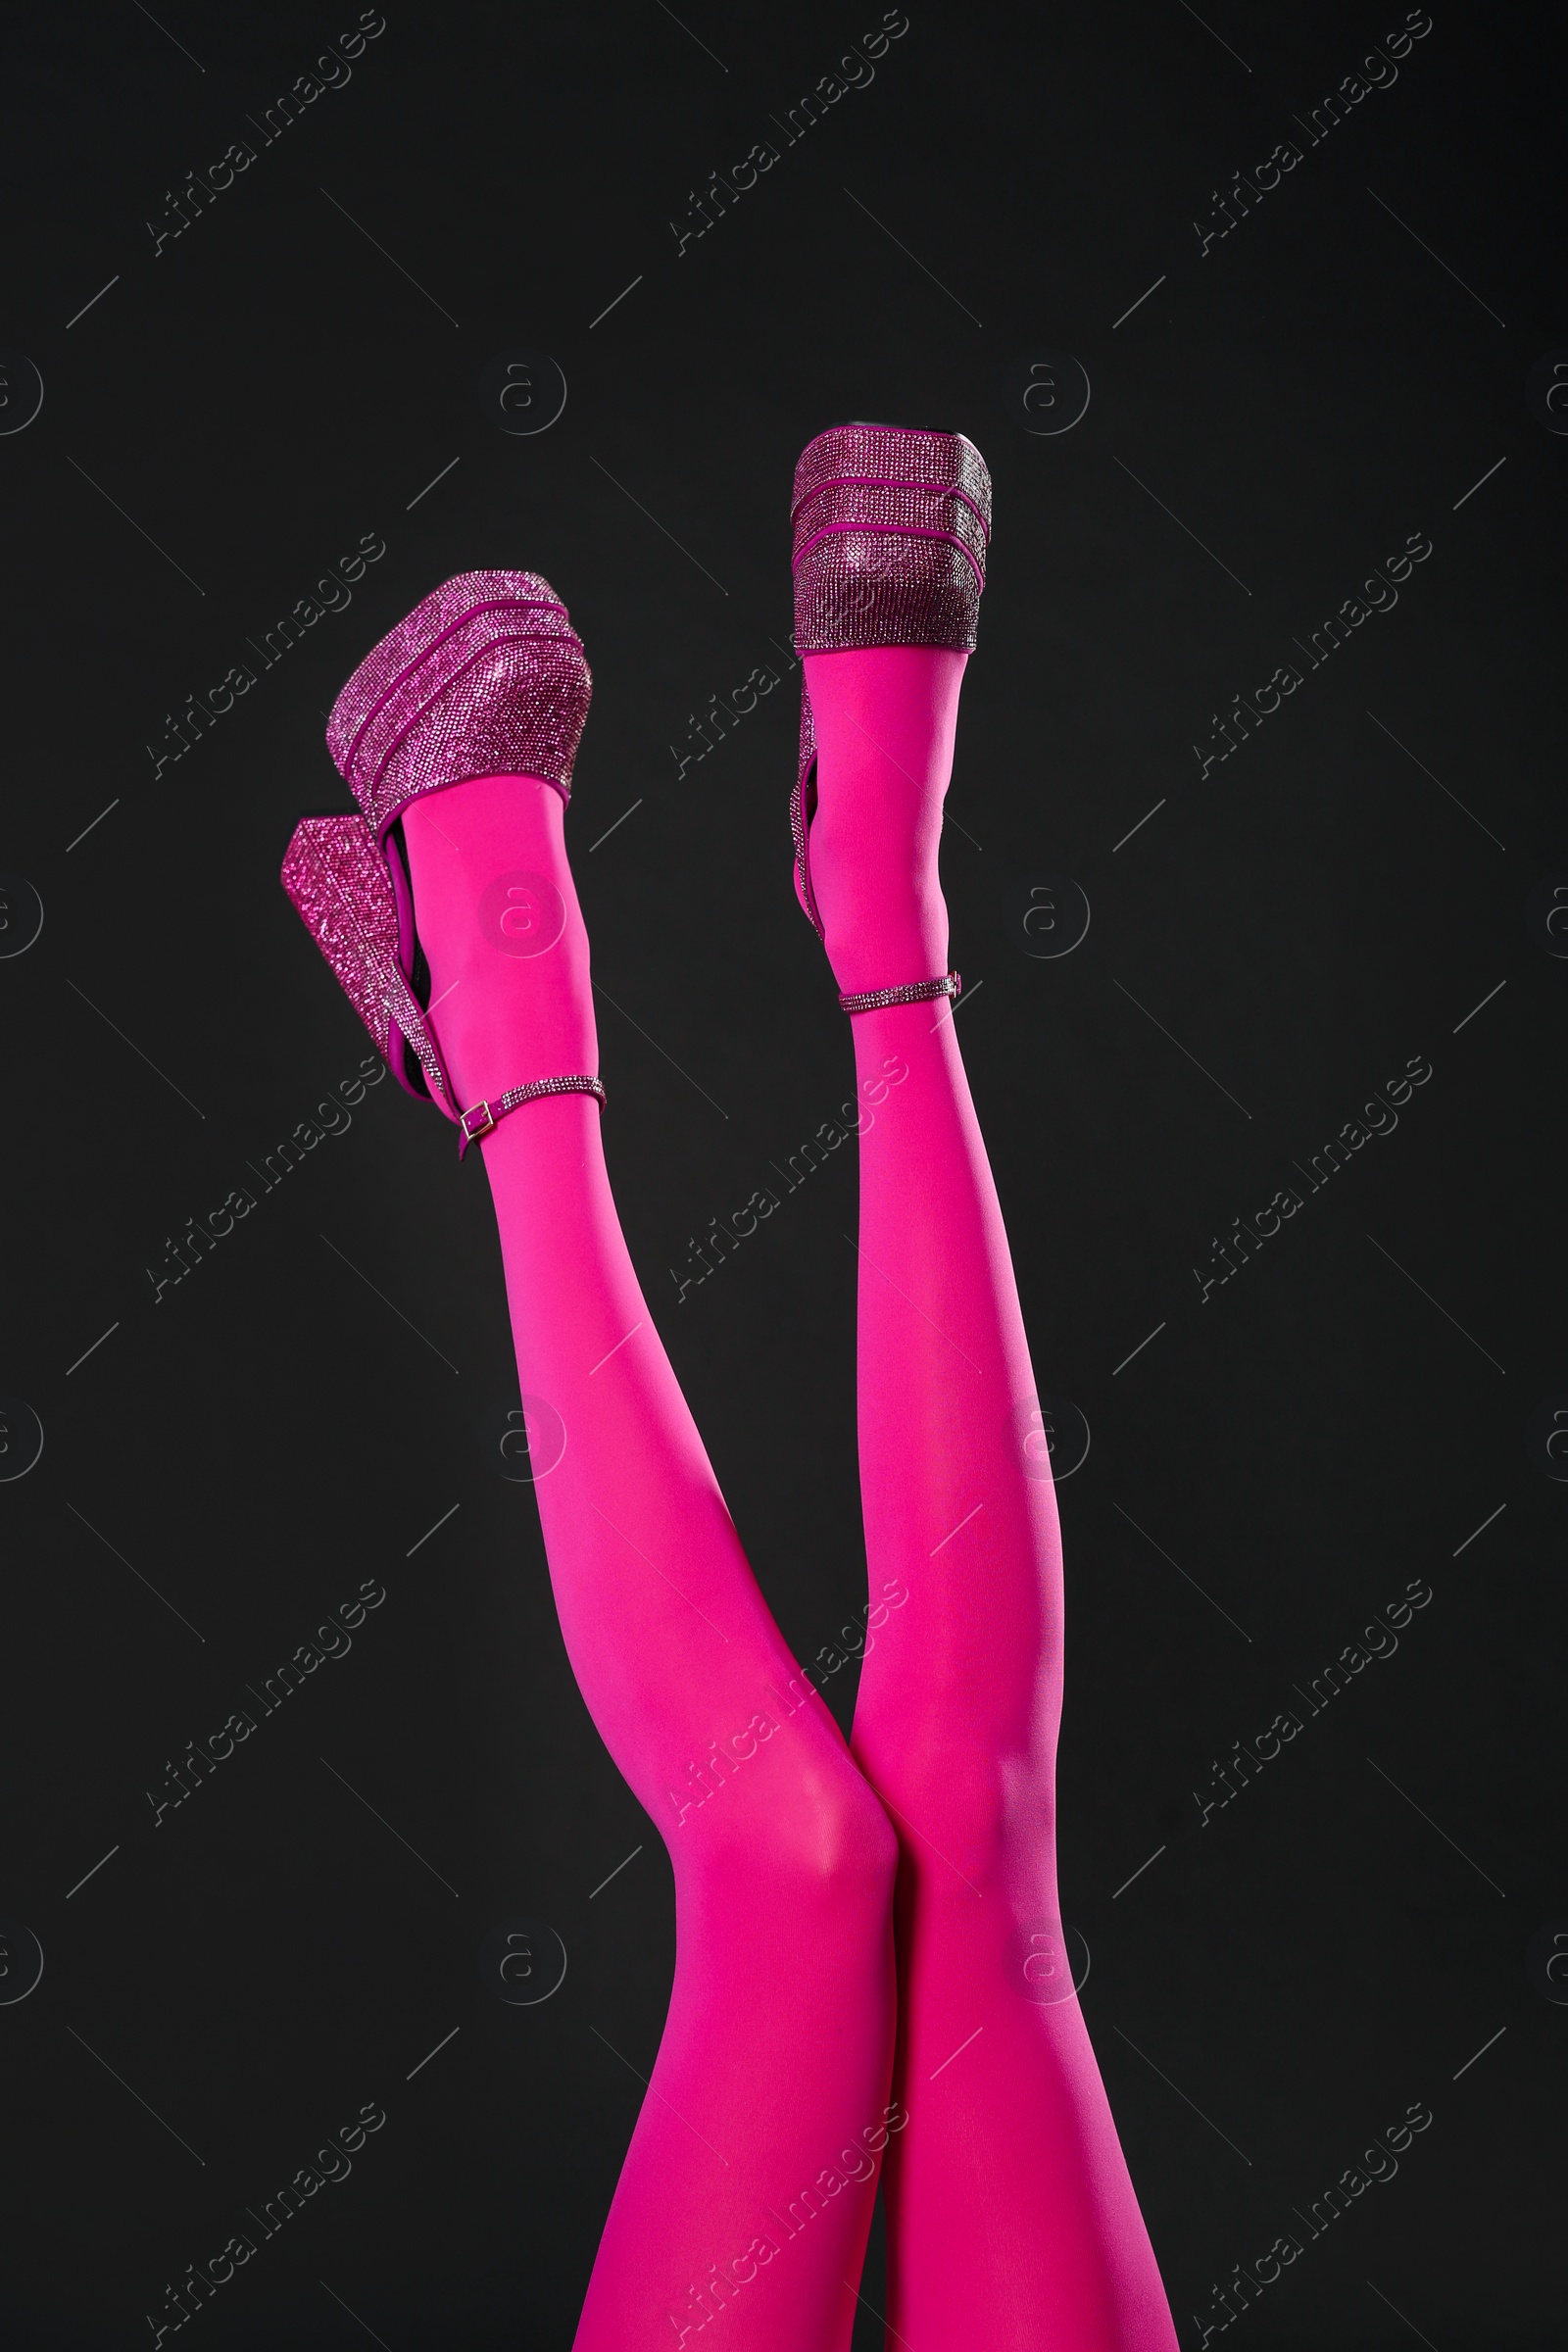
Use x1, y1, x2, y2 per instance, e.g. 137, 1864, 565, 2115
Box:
801, 645, 968, 999
282, 570, 598, 1137
788, 425, 989, 1000
400, 771, 597, 1116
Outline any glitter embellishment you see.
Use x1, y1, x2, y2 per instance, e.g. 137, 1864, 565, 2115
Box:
787, 425, 993, 945
280, 571, 604, 1141
280, 812, 455, 1107
790, 425, 992, 657
837, 971, 962, 1015
456, 1074, 608, 1160
325, 568, 593, 841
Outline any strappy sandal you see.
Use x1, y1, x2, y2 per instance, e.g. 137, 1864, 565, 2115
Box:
787, 423, 991, 1015
280, 570, 606, 1155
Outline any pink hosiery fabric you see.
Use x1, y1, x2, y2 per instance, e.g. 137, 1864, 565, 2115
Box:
402, 776, 899, 2351
804, 647, 1181, 2350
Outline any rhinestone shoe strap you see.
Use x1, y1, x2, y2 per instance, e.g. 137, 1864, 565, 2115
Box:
837, 971, 961, 1015
457, 1073, 607, 1159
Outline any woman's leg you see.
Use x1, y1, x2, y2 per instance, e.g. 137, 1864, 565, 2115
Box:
803, 649, 1180, 2350
402, 774, 899, 2351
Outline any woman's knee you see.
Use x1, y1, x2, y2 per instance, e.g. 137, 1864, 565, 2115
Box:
866, 1740, 1054, 1891
707, 1739, 898, 1920
804, 1759, 900, 1912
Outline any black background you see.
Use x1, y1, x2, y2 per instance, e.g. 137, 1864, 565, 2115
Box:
2, 2, 1564, 2345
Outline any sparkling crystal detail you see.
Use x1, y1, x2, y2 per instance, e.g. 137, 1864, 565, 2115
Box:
836, 971, 963, 1015
790, 425, 992, 656
325, 568, 592, 839
787, 425, 993, 949
281, 572, 603, 1142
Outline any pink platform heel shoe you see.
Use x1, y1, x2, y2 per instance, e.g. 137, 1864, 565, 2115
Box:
280, 570, 606, 1155
789, 422, 991, 1015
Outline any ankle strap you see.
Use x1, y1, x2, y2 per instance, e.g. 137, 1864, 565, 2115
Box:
457, 1073, 607, 1158
837, 970, 961, 1015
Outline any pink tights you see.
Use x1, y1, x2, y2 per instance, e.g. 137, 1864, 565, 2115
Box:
400, 651, 1178, 2350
